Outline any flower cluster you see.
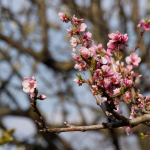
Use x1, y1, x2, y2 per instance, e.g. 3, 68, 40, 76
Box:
22, 76, 47, 100
58, 13, 150, 135
22, 16, 150, 137
137, 19, 150, 31
107, 31, 129, 52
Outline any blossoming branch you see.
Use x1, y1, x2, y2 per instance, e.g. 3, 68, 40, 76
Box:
22, 13, 150, 138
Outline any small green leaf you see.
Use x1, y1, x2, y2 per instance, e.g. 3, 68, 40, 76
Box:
88, 80, 92, 85
73, 26, 76, 32
146, 105, 150, 110
75, 74, 82, 80
128, 100, 132, 103
92, 61, 96, 69
64, 12, 69, 18
145, 18, 149, 23
118, 55, 122, 61
90, 68, 93, 74
78, 75, 82, 80
140, 133, 146, 139
114, 52, 117, 56
120, 87, 126, 94
76, 74, 79, 78
101, 52, 105, 57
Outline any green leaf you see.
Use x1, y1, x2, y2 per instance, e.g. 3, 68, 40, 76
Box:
73, 26, 76, 32
120, 87, 126, 94
90, 68, 93, 74
140, 133, 146, 139
76, 74, 79, 78
128, 100, 132, 103
75, 74, 82, 80
145, 18, 149, 23
78, 75, 82, 80
146, 105, 150, 110
118, 55, 122, 61
92, 61, 96, 69
64, 12, 69, 18
114, 52, 117, 56
101, 52, 105, 57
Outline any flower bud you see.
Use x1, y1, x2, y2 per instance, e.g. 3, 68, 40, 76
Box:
38, 94, 47, 100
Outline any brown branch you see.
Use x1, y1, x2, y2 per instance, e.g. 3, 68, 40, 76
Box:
30, 102, 47, 130
38, 114, 150, 133
90, 89, 109, 117
134, 30, 145, 52
90, 89, 129, 125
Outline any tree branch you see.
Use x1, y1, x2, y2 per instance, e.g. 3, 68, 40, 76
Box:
38, 114, 150, 133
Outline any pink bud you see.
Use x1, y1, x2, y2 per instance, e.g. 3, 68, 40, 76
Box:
39, 94, 47, 100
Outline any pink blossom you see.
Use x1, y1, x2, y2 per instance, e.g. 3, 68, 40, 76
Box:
96, 62, 101, 69
100, 56, 108, 64
125, 91, 131, 100
58, 12, 69, 23
116, 60, 124, 67
87, 78, 95, 85
137, 19, 150, 31
80, 47, 91, 59
83, 32, 94, 45
107, 31, 129, 52
93, 69, 102, 78
113, 88, 121, 95
96, 77, 104, 86
132, 72, 142, 78
138, 94, 144, 99
71, 53, 82, 61
98, 44, 102, 51
107, 42, 117, 52
83, 31, 92, 39
138, 94, 144, 107
78, 23, 87, 32
89, 45, 97, 56
108, 31, 121, 42
92, 85, 98, 91
73, 79, 83, 86
28, 92, 36, 98
93, 54, 101, 62
74, 61, 86, 71
22, 76, 37, 93
124, 78, 132, 87
129, 107, 135, 119
104, 49, 113, 57
104, 78, 111, 88
126, 53, 141, 67
120, 33, 129, 44
102, 65, 114, 77
70, 37, 78, 52
126, 65, 133, 72
123, 126, 133, 135
115, 105, 122, 114
102, 97, 107, 102
111, 73, 122, 84
39, 94, 47, 100
67, 28, 74, 37
73, 15, 84, 24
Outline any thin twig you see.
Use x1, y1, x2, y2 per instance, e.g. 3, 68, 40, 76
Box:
31, 102, 47, 129
134, 29, 145, 52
